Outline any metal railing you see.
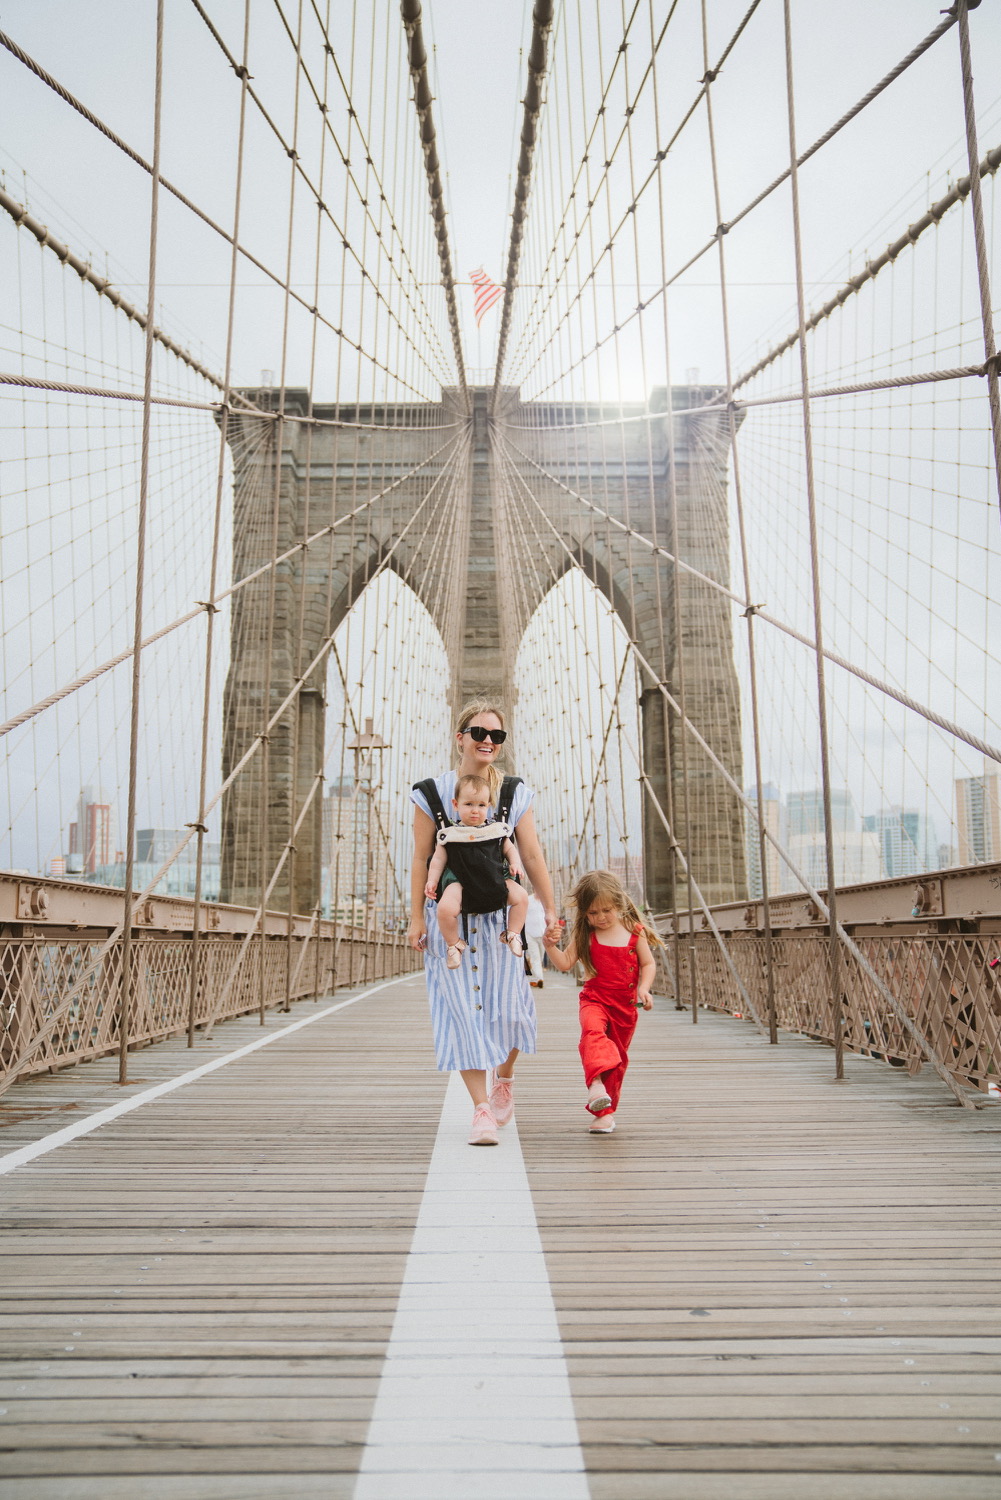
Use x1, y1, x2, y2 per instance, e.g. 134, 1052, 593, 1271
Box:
663, 862, 1001, 1098
0, 872, 419, 1088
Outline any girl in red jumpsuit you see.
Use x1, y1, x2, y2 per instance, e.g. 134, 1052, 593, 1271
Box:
544, 870, 658, 1134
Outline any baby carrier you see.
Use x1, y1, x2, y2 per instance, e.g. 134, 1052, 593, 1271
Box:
414, 774, 523, 916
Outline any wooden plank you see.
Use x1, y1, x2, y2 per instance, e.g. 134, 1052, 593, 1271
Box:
1, 973, 999, 1496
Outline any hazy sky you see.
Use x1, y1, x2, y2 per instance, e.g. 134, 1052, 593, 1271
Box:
2, 1, 999, 878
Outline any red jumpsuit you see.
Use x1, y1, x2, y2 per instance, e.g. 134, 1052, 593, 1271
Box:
578, 928, 640, 1118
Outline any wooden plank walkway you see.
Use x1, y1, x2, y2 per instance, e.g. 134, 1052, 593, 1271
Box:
0, 973, 999, 1498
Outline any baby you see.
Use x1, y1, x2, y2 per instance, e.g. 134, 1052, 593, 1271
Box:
425, 774, 530, 969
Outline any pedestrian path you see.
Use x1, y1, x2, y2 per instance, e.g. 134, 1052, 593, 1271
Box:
0, 974, 998, 1498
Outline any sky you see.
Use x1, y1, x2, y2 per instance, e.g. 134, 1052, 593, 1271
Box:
1, 1, 1000, 884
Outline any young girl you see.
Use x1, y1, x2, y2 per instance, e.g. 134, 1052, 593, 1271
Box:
543, 870, 659, 1134
424, 773, 529, 968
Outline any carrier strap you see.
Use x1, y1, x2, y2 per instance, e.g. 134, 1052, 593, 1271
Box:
412, 774, 523, 830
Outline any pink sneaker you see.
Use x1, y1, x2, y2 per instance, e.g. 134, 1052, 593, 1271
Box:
589, 1114, 616, 1134
468, 1103, 499, 1146
488, 1069, 514, 1126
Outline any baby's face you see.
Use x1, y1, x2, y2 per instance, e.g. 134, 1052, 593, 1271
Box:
454, 790, 491, 826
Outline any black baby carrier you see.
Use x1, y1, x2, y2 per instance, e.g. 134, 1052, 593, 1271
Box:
414, 774, 523, 915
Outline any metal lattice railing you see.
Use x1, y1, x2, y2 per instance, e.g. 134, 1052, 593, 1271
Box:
1, 929, 419, 1086
683, 929, 1001, 1095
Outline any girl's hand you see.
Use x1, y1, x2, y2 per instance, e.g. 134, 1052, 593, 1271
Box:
637, 989, 654, 1010
407, 916, 427, 951
544, 916, 563, 943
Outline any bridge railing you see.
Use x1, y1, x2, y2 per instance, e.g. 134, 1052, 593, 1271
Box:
0, 873, 419, 1089
663, 862, 1001, 1097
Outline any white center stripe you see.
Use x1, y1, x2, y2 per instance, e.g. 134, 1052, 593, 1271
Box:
353, 1072, 590, 1500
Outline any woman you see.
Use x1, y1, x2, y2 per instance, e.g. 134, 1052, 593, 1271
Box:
408, 700, 558, 1145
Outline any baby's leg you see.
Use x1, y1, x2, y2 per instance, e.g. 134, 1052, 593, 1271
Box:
435, 883, 463, 946
504, 880, 529, 937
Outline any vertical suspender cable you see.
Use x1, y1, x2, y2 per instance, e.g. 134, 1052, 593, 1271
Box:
119, 0, 164, 1086
400, 0, 468, 407
782, 0, 845, 1081
700, 0, 778, 1043
490, 0, 554, 412
187, 0, 253, 1047
954, 0, 1001, 521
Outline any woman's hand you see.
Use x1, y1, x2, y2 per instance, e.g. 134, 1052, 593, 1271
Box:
544, 915, 562, 943
407, 915, 427, 952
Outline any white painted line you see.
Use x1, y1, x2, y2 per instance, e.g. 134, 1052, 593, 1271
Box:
353, 1071, 590, 1500
0, 976, 418, 1175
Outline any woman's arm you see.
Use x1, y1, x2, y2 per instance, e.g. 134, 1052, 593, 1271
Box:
510, 806, 557, 928
408, 806, 437, 949
542, 930, 578, 973
636, 933, 656, 1009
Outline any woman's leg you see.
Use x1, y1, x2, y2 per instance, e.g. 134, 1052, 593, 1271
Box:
459, 1047, 518, 1105
459, 1069, 489, 1105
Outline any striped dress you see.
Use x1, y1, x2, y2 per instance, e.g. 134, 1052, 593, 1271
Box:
411, 771, 538, 1071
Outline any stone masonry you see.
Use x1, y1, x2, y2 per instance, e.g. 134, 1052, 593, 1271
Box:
219, 385, 745, 916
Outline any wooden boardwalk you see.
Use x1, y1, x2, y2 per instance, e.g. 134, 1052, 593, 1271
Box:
0, 973, 999, 1498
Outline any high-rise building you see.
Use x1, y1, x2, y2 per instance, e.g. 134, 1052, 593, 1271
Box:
956, 772, 1001, 864
786, 787, 883, 888
862, 807, 938, 877
787, 831, 883, 888
786, 787, 858, 838
68, 786, 117, 874
744, 783, 787, 898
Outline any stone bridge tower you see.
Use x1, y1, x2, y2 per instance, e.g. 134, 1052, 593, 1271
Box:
219, 385, 745, 917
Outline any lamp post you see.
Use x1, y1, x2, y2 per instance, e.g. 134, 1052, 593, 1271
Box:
347, 718, 390, 933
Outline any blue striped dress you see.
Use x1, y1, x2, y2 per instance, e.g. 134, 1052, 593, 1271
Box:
411, 771, 538, 1071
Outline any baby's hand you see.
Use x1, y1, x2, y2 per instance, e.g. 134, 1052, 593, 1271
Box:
508, 862, 524, 882
424, 882, 437, 901
637, 989, 654, 1011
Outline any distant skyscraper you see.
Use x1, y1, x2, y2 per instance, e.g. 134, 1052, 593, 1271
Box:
745, 783, 786, 898
787, 787, 857, 838
862, 807, 937, 878
70, 786, 116, 874
956, 772, 1001, 864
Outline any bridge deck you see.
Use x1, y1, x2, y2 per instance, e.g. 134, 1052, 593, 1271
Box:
0, 975, 998, 1499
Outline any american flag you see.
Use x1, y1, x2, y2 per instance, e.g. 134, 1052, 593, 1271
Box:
469, 267, 503, 327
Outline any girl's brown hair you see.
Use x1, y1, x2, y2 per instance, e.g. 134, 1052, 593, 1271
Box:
454, 698, 507, 805
568, 869, 662, 979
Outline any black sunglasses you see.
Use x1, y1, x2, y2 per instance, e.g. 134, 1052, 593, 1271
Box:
462, 725, 507, 744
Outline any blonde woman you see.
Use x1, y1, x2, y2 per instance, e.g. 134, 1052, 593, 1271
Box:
408, 701, 558, 1145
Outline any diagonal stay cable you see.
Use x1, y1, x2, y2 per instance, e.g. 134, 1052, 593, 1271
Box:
0, 428, 465, 739
494, 435, 973, 1099
187, 0, 455, 392
518, 10, 962, 397
0, 28, 437, 402
493, 426, 1001, 765
0, 430, 471, 1093
492, 437, 765, 1028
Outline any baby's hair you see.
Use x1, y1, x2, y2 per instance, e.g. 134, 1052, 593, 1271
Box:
455, 698, 507, 804
568, 869, 662, 979
455, 773, 491, 799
